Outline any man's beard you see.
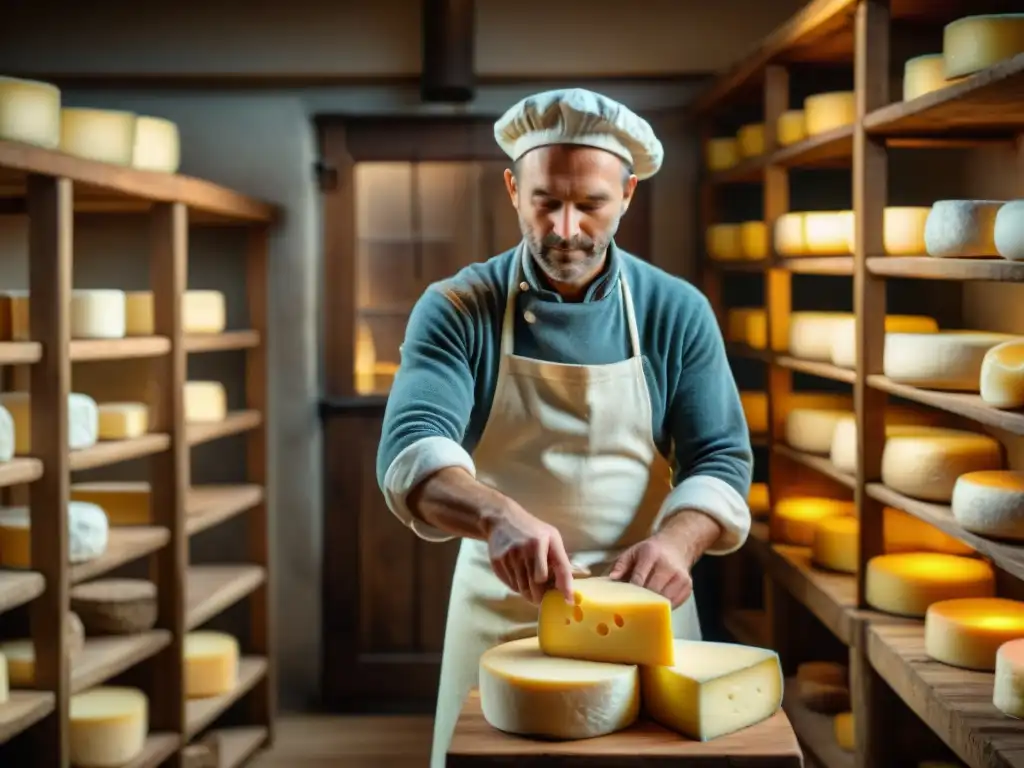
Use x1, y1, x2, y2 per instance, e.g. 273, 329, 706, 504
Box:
521, 224, 614, 285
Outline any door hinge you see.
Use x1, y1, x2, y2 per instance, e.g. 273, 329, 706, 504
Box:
314, 160, 338, 192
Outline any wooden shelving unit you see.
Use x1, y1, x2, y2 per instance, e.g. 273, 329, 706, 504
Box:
695, 1, 1024, 767
0, 137, 277, 768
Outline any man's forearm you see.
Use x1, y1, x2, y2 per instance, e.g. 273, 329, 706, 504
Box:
654, 509, 724, 566
406, 466, 508, 540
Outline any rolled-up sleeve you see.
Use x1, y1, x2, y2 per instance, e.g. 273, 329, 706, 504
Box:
376, 285, 478, 542
656, 293, 754, 554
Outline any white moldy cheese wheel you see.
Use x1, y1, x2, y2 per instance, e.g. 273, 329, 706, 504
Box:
926, 597, 1024, 670
785, 407, 853, 455
943, 14, 1024, 79
740, 221, 768, 260
903, 54, 949, 100
740, 392, 768, 434
995, 200, 1024, 261
788, 312, 854, 360
736, 123, 765, 158
924, 200, 1005, 258
69, 686, 148, 768
771, 497, 854, 546
706, 224, 742, 261
951, 470, 1024, 540
125, 290, 228, 335
865, 553, 995, 617
883, 331, 1016, 390
185, 631, 240, 698
881, 428, 1003, 503
777, 110, 806, 146
132, 115, 180, 173
0, 502, 109, 568
994, 638, 1024, 718
479, 636, 639, 740
71, 289, 126, 339
829, 315, 939, 369
60, 108, 137, 166
774, 213, 806, 256
0, 76, 61, 149
803, 92, 855, 136
706, 138, 738, 171
0, 391, 99, 453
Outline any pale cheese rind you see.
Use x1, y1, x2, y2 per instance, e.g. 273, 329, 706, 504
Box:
640, 639, 783, 742
776, 110, 806, 146
881, 429, 1003, 502
774, 212, 805, 256
951, 470, 1024, 540
924, 200, 1005, 258
185, 381, 228, 423
788, 312, 854, 361
865, 553, 995, 617
883, 331, 1016, 391
69, 686, 148, 768
903, 54, 949, 100
0, 404, 14, 463
771, 497, 854, 547
925, 597, 1024, 671
980, 339, 1024, 409
785, 408, 852, 455
829, 415, 948, 474
0, 76, 61, 149
70, 289, 126, 339
829, 315, 939, 369
60, 108, 137, 165
97, 402, 149, 440
184, 631, 240, 698
943, 14, 1024, 79
803, 211, 853, 255
125, 289, 227, 336
479, 636, 639, 740
994, 638, 1024, 718
995, 200, 1024, 261
132, 115, 180, 173
803, 92, 855, 136
0, 391, 99, 453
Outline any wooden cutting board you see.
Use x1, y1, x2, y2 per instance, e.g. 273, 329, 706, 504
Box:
447, 690, 803, 766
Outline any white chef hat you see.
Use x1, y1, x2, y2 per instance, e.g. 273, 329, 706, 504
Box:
493, 88, 664, 180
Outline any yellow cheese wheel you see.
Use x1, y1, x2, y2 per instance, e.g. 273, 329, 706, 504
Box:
980, 340, 1024, 409
771, 497, 854, 546
828, 314, 940, 369
726, 308, 767, 350
740, 392, 768, 434
788, 311, 854, 361
804, 92, 855, 136
60, 108, 137, 165
903, 54, 950, 100
834, 711, 854, 751
925, 200, 1005, 258
881, 428, 1003, 503
943, 14, 1024, 79
748, 483, 770, 517
0, 76, 61, 149
706, 138, 739, 171
776, 110, 807, 146
774, 213, 805, 257
736, 123, 765, 158
706, 224, 743, 261
132, 115, 180, 173
804, 211, 854, 255
994, 638, 1024, 718
925, 597, 1024, 670
884, 206, 932, 255
739, 221, 768, 260
951, 470, 1024, 541
69, 686, 148, 767
865, 553, 994, 617
184, 631, 240, 698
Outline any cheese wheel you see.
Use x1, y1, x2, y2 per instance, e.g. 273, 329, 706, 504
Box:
0, 76, 61, 149
69, 686, 148, 768
943, 14, 1024, 79
924, 200, 1005, 258
788, 311, 853, 360
0, 502, 109, 568
736, 123, 765, 158
184, 631, 240, 698
479, 636, 639, 740
903, 54, 950, 100
706, 224, 743, 261
777, 110, 807, 146
0, 650, 7, 704
951, 470, 1024, 540
740, 221, 768, 260
884, 206, 932, 255
71, 289, 127, 339
804, 92, 855, 136
926, 597, 1024, 671
834, 712, 854, 751
184, 381, 227, 423
60, 108, 137, 165
706, 138, 739, 171
785, 407, 852, 455
726, 308, 767, 349
829, 315, 939, 369
125, 289, 228, 335
774, 212, 805, 256
97, 402, 149, 440
0, 640, 33, 687
740, 392, 768, 434
771, 497, 854, 546
71, 482, 151, 526
881, 429, 1003, 502
748, 482, 770, 517
865, 553, 994, 617
0, 404, 13, 463
994, 638, 1024, 718
829, 417, 949, 475
132, 115, 180, 173
994, 200, 1024, 261
804, 211, 854, 255
883, 331, 1016, 390
0, 391, 99, 453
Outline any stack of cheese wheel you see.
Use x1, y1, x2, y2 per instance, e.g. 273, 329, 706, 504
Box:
828, 407, 946, 474
803, 92, 855, 136
951, 470, 1024, 541
736, 123, 765, 159
795, 661, 849, 714
479, 577, 785, 742
740, 221, 768, 260
776, 110, 806, 146
748, 482, 770, 518
865, 552, 995, 617
706, 224, 743, 261
980, 338, 1024, 408
740, 392, 768, 435
0, 75, 62, 149
943, 14, 1024, 81
726, 308, 767, 349
828, 314, 939, 369
788, 312, 853, 360
705, 137, 739, 172
925, 597, 1024, 670
883, 331, 1016, 391
771, 497, 854, 546
995, 200, 1024, 261
881, 427, 1003, 503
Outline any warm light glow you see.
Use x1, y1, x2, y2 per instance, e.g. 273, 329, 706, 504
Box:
874, 552, 990, 582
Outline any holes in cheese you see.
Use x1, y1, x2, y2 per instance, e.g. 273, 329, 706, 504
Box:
776, 110, 806, 146
185, 631, 240, 698
771, 497, 854, 547
788, 312, 854, 360
640, 639, 783, 742
736, 123, 765, 158
132, 115, 180, 173
803, 91, 855, 136
903, 54, 951, 101
943, 14, 1024, 79
71, 481, 151, 526
539, 577, 674, 667
881, 429, 1003, 503
995, 200, 1024, 261
925, 597, 1024, 671
0, 502, 108, 568
478, 636, 639, 740
834, 711, 854, 751
69, 686, 148, 768
97, 402, 149, 440
883, 331, 1016, 391
994, 638, 1024, 718
795, 661, 849, 713
185, 381, 228, 423
60, 108, 137, 166
828, 413, 948, 474
0, 75, 61, 149
705, 137, 738, 171
705, 224, 742, 261
828, 315, 940, 369
748, 482, 770, 518
980, 339, 1024, 409
924, 200, 1006, 258
951, 470, 1024, 540
726, 308, 766, 349
740, 221, 768, 260
740, 391, 767, 434
0, 391, 99, 453
865, 553, 994, 617
124, 289, 227, 336
785, 407, 853, 455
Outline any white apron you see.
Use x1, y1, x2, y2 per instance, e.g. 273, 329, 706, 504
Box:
431, 245, 701, 767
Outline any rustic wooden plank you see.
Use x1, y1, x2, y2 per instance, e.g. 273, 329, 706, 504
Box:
773, 444, 856, 490
868, 375, 1024, 436
775, 356, 856, 384
867, 256, 1024, 282
186, 564, 266, 630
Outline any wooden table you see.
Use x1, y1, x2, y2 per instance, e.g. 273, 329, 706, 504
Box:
447, 690, 804, 766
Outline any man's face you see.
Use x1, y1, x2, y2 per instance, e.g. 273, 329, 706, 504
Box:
504, 145, 637, 293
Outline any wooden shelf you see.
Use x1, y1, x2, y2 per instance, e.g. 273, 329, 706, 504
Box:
0, 458, 43, 488
70, 526, 170, 584
186, 564, 266, 630
186, 484, 264, 536
773, 126, 854, 169
186, 411, 262, 447
204, 727, 269, 768
70, 434, 171, 471
123, 734, 181, 768
72, 631, 172, 693
867, 256, 1024, 282
773, 444, 856, 490
0, 342, 42, 364
782, 678, 853, 768
725, 342, 773, 362
722, 608, 768, 647
775, 356, 856, 384
0, 570, 45, 613
185, 331, 260, 353
0, 691, 55, 745
185, 657, 268, 738
781, 257, 854, 275
69, 336, 170, 362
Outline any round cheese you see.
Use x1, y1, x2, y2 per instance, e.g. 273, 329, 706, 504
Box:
740, 392, 768, 434
0, 76, 61, 149
785, 407, 853, 455
69, 686, 148, 768
740, 221, 768, 260
706, 224, 743, 261
184, 631, 240, 698
829, 415, 947, 475
884, 206, 932, 255
60, 108, 137, 165
926, 597, 1024, 670
865, 553, 994, 617
883, 331, 1016, 390
924, 200, 1005, 258
132, 115, 180, 173
479, 636, 639, 739
184, 381, 228, 423
797, 674, 849, 714
981, 339, 1024, 409
903, 54, 949, 100
951, 470, 1024, 540
0, 390, 100, 453
834, 711, 854, 751
881, 429, 1003, 502
943, 14, 1024, 79
777, 110, 807, 146
96, 403, 149, 441
994, 200, 1024, 261
803, 92, 855, 136
994, 638, 1024, 718
736, 123, 765, 158
71, 289, 126, 339
774, 212, 806, 257
771, 497, 854, 546
788, 311, 854, 360
748, 482, 770, 517
0, 501, 108, 568
829, 315, 939, 369
726, 308, 767, 349
706, 138, 739, 171
804, 211, 854, 255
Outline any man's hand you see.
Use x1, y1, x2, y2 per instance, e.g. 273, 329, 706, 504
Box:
486, 501, 575, 605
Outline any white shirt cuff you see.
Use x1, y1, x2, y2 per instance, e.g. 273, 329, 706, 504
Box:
655, 475, 751, 555
383, 436, 476, 542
